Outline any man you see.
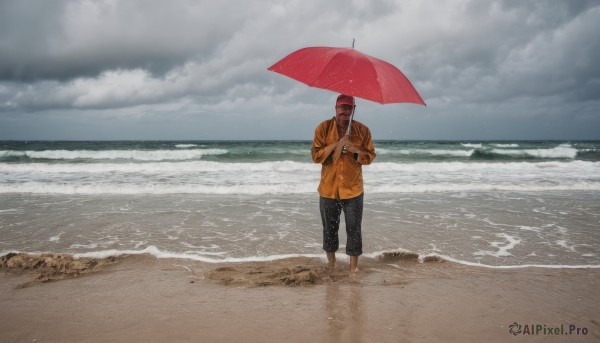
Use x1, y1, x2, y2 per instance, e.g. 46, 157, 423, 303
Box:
311, 94, 376, 273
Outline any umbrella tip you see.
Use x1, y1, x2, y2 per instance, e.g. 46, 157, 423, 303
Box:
352, 38, 355, 49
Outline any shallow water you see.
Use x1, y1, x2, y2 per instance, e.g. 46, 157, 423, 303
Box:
1, 191, 598, 267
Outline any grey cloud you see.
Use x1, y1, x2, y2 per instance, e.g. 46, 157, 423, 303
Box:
0, 0, 249, 81
0, 0, 376, 111
0, 0, 598, 140
393, 1, 600, 106
0, 0, 388, 83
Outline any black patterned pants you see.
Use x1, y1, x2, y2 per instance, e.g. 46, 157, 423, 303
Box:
319, 193, 363, 256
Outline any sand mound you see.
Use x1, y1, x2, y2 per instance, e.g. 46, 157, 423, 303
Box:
378, 251, 445, 263
205, 258, 351, 287
0, 252, 119, 287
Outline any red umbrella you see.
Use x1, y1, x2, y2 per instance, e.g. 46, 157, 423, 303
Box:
267, 45, 426, 106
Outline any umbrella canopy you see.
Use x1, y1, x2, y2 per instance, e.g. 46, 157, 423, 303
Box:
267, 46, 425, 106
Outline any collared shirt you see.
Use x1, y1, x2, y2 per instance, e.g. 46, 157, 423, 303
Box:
311, 117, 376, 199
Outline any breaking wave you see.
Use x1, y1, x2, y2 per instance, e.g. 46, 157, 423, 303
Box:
0, 149, 229, 161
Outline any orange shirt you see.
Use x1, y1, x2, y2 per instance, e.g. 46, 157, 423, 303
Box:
311, 117, 376, 199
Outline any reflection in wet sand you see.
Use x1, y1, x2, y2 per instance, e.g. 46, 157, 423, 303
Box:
326, 283, 365, 343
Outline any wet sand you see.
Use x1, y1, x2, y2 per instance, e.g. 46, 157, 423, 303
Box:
1, 253, 599, 342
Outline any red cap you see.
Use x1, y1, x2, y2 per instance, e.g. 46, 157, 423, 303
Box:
336, 94, 355, 106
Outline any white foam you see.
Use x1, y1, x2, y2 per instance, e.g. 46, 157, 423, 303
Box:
0, 160, 317, 174
364, 249, 600, 269
433, 254, 600, 269
0, 208, 20, 213
491, 144, 577, 159
3, 247, 599, 269
0, 182, 316, 195
4, 180, 599, 195
555, 240, 577, 252
519, 226, 542, 233
376, 148, 474, 157
461, 143, 482, 148
2, 160, 598, 195
72, 246, 323, 263
0, 149, 229, 161
367, 160, 598, 172
49, 233, 63, 242
2, 160, 597, 175
69, 243, 99, 249
492, 143, 519, 148
368, 183, 600, 193
174, 144, 198, 148
473, 233, 521, 258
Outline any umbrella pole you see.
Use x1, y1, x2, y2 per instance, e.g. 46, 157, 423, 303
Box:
345, 107, 355, 136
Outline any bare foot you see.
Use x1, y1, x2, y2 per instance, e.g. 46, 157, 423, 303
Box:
349, 256, 359, 273
326, 252, 337, 270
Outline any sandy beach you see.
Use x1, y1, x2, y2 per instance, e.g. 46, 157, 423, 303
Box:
1, 253, 599, 343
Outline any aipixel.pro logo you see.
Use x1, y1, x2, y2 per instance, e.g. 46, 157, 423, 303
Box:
508, 322, 589, 336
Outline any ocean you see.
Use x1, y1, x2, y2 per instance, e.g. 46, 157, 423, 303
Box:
1, 140, 599, 268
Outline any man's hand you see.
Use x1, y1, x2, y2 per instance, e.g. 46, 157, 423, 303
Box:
333, 135, 357, 162
345, 142, 358, 154
338, 135, 351, 146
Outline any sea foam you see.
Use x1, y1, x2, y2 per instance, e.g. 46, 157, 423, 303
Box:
0, 149, 229, 161
491, 144, 577, 159
40, 246, 600, 269
1, 160, 598, 194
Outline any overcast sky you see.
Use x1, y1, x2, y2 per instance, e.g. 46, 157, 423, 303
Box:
1, 0, 599, 140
